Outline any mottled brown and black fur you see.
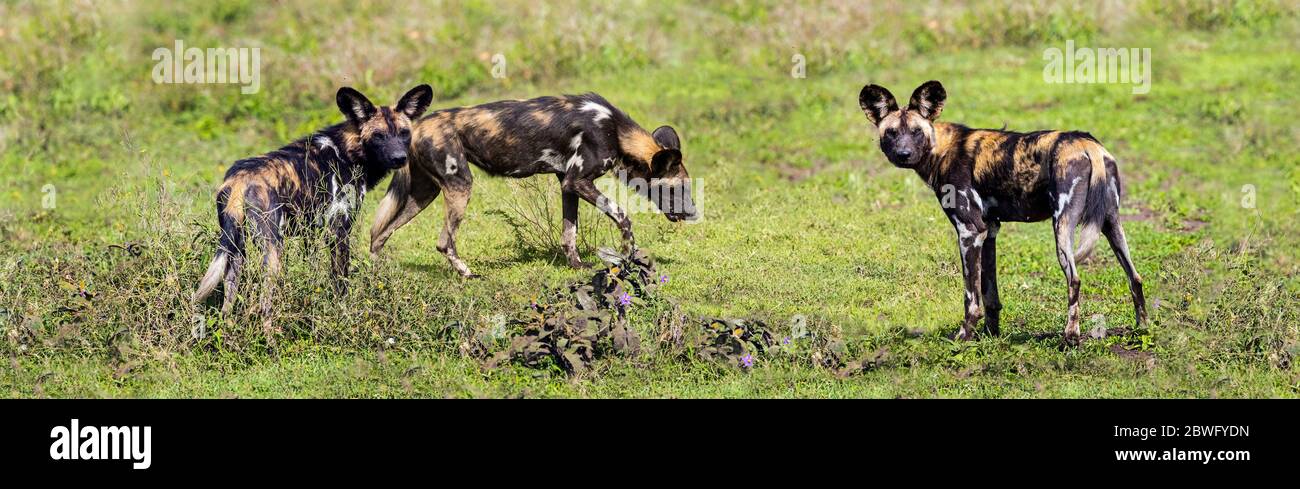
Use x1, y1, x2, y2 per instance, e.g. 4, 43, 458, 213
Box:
858, 81, 1146, 345
192, 85, 433, 338
370, 93, 696, 277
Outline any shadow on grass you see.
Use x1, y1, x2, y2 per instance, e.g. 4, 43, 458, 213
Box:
393, 246, 679, 278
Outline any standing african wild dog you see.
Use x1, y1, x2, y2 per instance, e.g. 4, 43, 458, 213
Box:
857, 81, 1146, 345
191, 85, 434, 333
369, 93, 697, 277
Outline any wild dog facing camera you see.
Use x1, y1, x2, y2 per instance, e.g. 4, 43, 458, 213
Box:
191, 84, 435, 345
858, 81, 945, 168
855, 80, 1146, 346
336, 84, 433, 171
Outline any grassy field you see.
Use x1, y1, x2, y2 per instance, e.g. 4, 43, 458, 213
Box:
1, 0, 1298, 398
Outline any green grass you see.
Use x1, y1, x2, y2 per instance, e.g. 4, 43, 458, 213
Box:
1, 0, 1298, 398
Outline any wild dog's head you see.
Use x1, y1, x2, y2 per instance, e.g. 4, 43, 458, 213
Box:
336, 84, 434, 170
627, 125, 698, 222
858, 80, 946, 168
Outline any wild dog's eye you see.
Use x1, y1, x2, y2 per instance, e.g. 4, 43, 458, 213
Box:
399, 128, 411, 138
884, 128, 898, 137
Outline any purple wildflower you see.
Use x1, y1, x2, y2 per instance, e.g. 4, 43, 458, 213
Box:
618, 293, 632, 307
739, 354, 754, 368
659, 274, 669, 284
783, 337, 792, 345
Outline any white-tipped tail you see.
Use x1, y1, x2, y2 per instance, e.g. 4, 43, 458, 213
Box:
191, 252, 228, 305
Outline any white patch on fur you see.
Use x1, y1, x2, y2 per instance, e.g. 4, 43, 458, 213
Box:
325, 182, 355, 222
445, 154, 459, 174
580, 101, 611, 123
315, 136, 337, 154
564, 133, 585, 171
602, 157, 616, 170
565, 152, 584, 171
537, 149, 565, 172
1054, 177, 1082, 219
953, 217, 987, 253
953, 219, 975, 240
966, 189, 983, 211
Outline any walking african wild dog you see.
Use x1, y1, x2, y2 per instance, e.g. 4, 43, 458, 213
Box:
191, 84, 434, 337
857, 80, 1146, 346
369, 93, 697, 277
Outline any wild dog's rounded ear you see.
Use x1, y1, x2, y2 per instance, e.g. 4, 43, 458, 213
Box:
651, 148, 682, 175
337, 87, 377, 124
652, 125, 681, 150
396, 84, 434, 119
908, 80, 946, 121
859, 84, 898, 125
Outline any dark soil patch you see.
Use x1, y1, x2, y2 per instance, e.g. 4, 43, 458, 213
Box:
1109, 343, 1155, 362
1180, 218, 1209, 232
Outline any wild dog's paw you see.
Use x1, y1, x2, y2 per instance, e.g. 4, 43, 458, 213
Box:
949, 327, 978, 341
1062, 331, 1083, 348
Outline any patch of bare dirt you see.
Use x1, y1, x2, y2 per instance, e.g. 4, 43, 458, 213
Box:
776, 158, 830, 182
1109, 343, 1154, 362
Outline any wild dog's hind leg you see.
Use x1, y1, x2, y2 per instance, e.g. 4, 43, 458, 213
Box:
1103, 215, 1146, 327
435, 154, 475, 278
1053, 176, 1087, 346
220, 211, 247, 316
222, 253, 244, 315
250, 203, 286, 344
980, 221, 1002, 336
370, 165, 441, 257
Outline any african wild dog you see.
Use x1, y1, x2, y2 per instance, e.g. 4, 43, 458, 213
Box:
857, 81, 1146, 345
369, 93, 697, 277
191, 85, 434, 335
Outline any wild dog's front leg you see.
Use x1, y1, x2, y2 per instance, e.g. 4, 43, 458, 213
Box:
980, 221, 1002, 336
329, 215, 352, 294
560, 190, 590, 268
946, 200, 988, 341
566, 178, 634, 253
